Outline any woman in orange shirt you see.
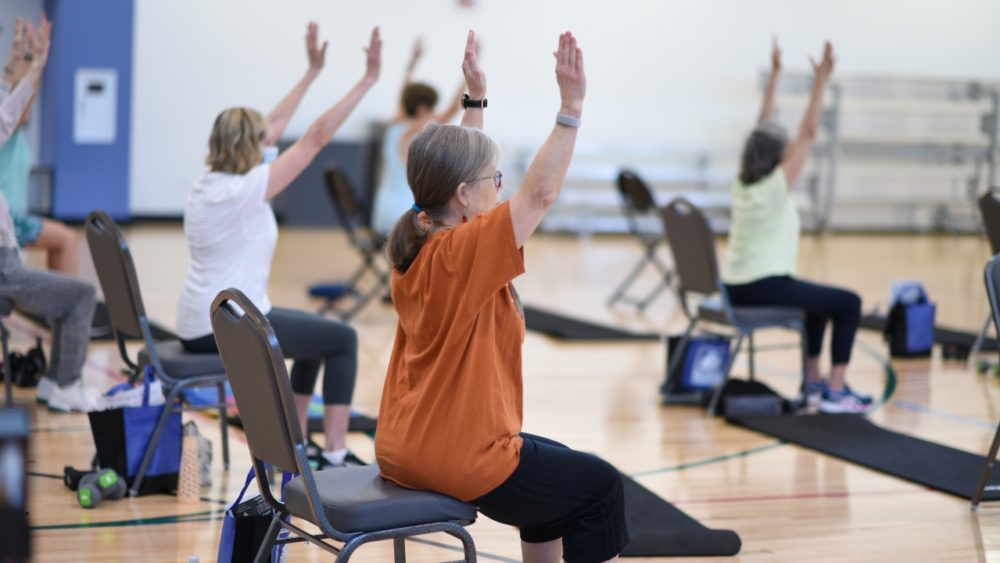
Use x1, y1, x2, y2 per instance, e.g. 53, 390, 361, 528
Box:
375, 31, 627, 563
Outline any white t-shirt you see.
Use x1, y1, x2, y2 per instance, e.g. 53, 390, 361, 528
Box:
176, 164, 277, 339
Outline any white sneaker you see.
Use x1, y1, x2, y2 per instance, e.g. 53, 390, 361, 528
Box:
47, 380, 103, 413
36, 377, 58, 405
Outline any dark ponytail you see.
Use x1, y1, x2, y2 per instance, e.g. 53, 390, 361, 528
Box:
386, 124, 500, 273
738, 124, 788, 186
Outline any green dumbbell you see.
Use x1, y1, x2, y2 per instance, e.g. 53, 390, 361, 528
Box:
77, 469, 126, 508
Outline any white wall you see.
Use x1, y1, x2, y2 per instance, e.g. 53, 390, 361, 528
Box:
130, 0, 1000, 215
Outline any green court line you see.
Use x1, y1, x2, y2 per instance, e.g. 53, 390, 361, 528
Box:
628, 441, 786, 478
32, 509, 227, 531
856, 339, 898, 406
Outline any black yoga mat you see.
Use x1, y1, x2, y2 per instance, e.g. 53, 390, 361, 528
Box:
19, 302, 177, 342
621, 473, 742, 557
730, 413, 1000, 501
523, 306, 661, 342
860, 314, 999, 353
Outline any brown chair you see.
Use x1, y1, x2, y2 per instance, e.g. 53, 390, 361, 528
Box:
972, 252, 1000, 509
607, 170, 674, 311
659, 198, 808, 413
210, 288, 477, 562
85, 211, 230, 495
970, 191, 1000, 360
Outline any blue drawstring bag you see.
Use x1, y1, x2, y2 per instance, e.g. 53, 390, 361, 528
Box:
218, 466, 294, 563
88, 367, 181, 495
885, 281, 935, 358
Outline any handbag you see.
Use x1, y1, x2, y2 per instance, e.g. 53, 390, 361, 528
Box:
218, 466, 294, 563
87, 366, 181, 495
884, 281, 935, 358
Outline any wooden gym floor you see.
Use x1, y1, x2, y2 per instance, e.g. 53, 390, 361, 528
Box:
13, 224, 1000, 562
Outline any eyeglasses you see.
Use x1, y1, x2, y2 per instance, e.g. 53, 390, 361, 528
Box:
470, 170, 503, 192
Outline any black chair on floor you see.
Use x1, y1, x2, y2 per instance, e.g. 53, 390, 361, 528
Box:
210, 288, 477, 562
607, 170, 674, 312
85, 211, 230, 495
972, 253, 1000, 509
659, 198, 808, 413
970, 191, 1000, 361
315, 165, 392, 320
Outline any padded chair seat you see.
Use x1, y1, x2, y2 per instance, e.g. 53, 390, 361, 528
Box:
284, 465, 477, 534
138, 340, 224, 378
698, 297, 804, 328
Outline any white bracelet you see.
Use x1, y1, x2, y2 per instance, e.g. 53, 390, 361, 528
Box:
556, 112, 581, 128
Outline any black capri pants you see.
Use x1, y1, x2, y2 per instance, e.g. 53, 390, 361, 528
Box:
473, 433, 629, 563
725, 275, 862, 365
181, 307, 357, 405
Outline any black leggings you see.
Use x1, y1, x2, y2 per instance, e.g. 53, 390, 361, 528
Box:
473, 433, 629, 563
725, 275, 861, 365
181, 307, 357, 405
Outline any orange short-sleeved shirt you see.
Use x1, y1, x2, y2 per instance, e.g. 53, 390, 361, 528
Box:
375, 201, 526, 501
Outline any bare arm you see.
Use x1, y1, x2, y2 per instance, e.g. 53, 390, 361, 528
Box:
782, 41, 834, 187
266, 27, 381, 200
263, 22, 328, 146
509, 32, 586, 248
757, 37, 781, 125
459, 31, 486, 130
390, 38, 423, 121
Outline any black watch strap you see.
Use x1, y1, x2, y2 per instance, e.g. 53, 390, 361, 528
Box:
462, 93, 487, 109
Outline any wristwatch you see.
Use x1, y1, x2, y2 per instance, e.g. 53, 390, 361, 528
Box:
461, 93, 487, 109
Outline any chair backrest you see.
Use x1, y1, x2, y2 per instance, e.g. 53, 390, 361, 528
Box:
984, 254, 1000, 340
616, 170, 657, 236
325, 165, 368, 244
979, 191, 1000, 255
210, 289, 305, 474
660, 198, 721, 297
84, 211, 149, 343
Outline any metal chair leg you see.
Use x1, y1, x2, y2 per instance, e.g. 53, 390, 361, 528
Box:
254, 513, 282, 563
393, 537, 406, 563
607, 255, 650, 307
707, 332, 745, 416
970, 311, 993, 367
662, 316, 698, 397
971, 418, 1000, 509
218, 381, 230, 469
1, 320, 12, 408
747, 331, 756, 381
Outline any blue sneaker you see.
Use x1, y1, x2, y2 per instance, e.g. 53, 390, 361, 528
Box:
820, 385, 873, 414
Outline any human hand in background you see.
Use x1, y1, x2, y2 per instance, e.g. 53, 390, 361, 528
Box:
305, 22, 328, 74
554, 32, 585, 118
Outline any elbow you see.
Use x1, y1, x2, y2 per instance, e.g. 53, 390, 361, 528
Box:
301, 125, 327, 152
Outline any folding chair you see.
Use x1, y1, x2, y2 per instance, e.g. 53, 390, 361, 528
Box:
659, 198, 809, 413
972, 252, 1000, 509
607, 170, 673, 311
210, 288, 477, 562
970, 191, 1000, 362
85, 211, 230, 496
313, 165, 392, 320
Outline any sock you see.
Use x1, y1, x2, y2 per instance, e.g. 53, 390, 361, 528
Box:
322, 448, 348, 466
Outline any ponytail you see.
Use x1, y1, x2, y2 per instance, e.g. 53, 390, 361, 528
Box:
387, 209, 430, 273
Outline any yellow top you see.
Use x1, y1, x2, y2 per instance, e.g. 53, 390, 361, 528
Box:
722, 168, 799, 285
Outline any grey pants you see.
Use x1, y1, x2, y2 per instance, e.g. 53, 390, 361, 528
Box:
0, 249, 96, 386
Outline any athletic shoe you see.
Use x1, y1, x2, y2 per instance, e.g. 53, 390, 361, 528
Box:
47, 380, 103, 413
840, 383, 873, 405
798, 380, 824, 409
819, 388, 873, 414
319, 449, 368, 468
36, 376, 58, 404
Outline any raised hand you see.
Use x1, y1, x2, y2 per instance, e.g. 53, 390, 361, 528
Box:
31, 12, 51, 70
305, 22, 328, 73
460, 30, 486, 98
771, 36, 781, 72
809, 41, 835, 81
362, 27, 382, 84
553, 32, 585, 117
409, 37, 425, 67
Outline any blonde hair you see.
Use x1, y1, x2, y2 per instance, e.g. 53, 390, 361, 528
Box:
205, 107, 267, 174
387, 124, 501, 273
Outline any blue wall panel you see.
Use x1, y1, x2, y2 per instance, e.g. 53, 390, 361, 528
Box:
40, 0, 132, 220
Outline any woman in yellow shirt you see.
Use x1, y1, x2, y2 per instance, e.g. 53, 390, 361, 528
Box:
723, 40, 871, 414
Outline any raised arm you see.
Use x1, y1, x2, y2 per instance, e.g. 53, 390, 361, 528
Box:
781, 41, 834, 187
266, 27, 381, 200
459, 31, 486, 130
0, 13, 49, 144
509, 32, 586, 248
757, 37, 781, 125
392, 38, 424, 120
263, 22, 328, 146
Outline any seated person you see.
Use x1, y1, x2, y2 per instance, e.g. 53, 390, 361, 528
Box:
0, 19, 77, 274
722, 39, 871, 414
376, 31, 628, 563
0, 14, 97, 412
176, 23, 381, 467
370, 37, 463, 237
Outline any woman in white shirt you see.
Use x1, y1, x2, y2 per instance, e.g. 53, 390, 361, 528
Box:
177, 24, 381, 467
